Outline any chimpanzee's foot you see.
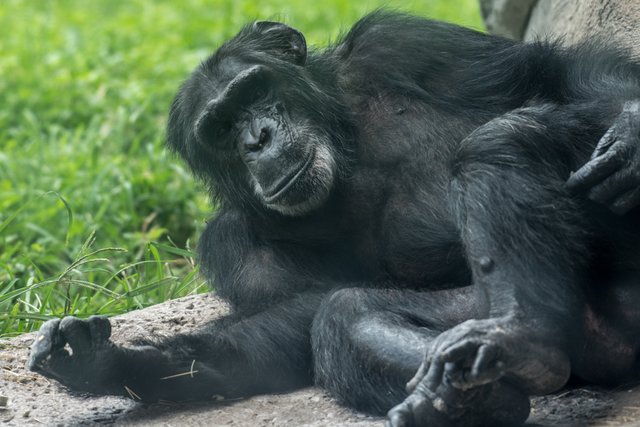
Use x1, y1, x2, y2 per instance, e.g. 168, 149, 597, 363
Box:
29, 316, 143, 396
386, 377, 529, 427
29, 316, 247, 402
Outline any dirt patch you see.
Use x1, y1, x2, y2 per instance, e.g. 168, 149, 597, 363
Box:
2, 294, 640, 426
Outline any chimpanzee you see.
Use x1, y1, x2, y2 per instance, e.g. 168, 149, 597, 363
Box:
30, 11, 640, 427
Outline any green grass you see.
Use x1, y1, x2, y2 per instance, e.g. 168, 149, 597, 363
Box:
0, 0, 482, 337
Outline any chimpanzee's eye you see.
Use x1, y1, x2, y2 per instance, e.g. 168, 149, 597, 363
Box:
252, 87, 267, 103
216, 121, 232, 137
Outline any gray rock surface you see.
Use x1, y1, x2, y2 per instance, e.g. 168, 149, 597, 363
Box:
480, 0, 640, 61
2, 294, 640, 426
479, 0, 537, 39
524, 0, 640, 59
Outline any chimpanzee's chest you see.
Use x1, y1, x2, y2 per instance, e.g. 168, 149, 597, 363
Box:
341, 93, 477, 287
343, 166, 470, 288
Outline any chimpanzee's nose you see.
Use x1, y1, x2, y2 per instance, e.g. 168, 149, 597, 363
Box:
245, 127, 271, 152
243, 118, 276, 153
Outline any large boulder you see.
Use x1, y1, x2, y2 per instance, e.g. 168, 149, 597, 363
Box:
481, 0, 640, 60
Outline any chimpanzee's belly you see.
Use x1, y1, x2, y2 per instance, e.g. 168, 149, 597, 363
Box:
379, 193, 470, 288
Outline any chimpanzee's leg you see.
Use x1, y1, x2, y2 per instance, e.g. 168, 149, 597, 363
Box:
572, 213, 640, 383
387, 104, 612, 427
311, 286, 530, 426
29, 292, 324, 402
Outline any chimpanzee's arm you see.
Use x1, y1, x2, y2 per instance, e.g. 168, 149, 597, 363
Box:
29, 210, 325, 401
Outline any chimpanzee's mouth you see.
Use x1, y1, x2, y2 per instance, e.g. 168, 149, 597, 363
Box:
262, 151, 315, 203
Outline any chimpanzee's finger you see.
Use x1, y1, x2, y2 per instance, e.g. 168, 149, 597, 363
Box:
591, 126, 617, 159
586, 169, 635, 205
59, 316, 93, 356
566, 148, 623, 192
611, 186, 640, 215
88, 315, 112, 345
440, 340, 478, 364
29, 318, 62, 371
425, 352, 446, 391
406, 360, 428, 393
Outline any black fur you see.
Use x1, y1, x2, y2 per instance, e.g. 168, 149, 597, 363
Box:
30, 12, 640, 427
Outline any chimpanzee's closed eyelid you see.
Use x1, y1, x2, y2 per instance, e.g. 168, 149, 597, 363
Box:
252, 87, 268, 103
215, 121, 232, 137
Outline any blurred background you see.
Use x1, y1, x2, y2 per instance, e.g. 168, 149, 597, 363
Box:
0, 0, 482, 337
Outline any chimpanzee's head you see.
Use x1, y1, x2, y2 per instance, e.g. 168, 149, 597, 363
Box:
167, 21, 350, 216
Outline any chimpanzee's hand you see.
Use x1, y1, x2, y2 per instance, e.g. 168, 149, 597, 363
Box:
29, 316, 124, 394
567, 100, 640, 214
406, 317, 515, 394
386, 316, 570, 427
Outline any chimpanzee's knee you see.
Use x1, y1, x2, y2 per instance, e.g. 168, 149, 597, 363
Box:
311, 288, 425, 414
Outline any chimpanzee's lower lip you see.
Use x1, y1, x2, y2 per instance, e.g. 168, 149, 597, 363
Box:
263, 151, 314, 202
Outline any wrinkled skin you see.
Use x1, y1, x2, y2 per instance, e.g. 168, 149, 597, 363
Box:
30, 12, 640, 427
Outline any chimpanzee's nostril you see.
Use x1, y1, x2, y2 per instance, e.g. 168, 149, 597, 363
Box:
245, 128, 270, 153
259, 128, 270, 146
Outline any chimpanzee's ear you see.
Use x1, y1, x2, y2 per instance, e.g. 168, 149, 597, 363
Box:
252, 21, 307, 66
